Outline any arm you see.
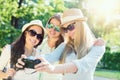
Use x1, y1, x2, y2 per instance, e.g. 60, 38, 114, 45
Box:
72, 45, 105, 73
35, 43, 105, 74
0, 45, 11, 71
15, 42, 66, 68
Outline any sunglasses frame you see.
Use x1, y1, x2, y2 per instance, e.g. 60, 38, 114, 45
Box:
27, 30, 43, 40
47, 23, 60, 32
61, 22, 75, 33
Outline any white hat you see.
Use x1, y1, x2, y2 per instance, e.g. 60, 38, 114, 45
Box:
61, 8, 87, 25
22, 20, 44, 32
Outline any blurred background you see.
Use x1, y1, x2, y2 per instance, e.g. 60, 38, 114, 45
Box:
0, 0, 120, 79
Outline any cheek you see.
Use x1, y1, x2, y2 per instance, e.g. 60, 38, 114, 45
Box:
36, 39, 40, 44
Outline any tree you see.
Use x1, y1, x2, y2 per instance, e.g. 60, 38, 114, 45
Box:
0, 0, 66, 51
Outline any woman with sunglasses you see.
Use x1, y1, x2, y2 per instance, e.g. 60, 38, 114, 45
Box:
0, 20, 44, 80
36, 13, 64, 80
34, 8, 105, 80
37, 13, 64, 54
14, 13, 64, 80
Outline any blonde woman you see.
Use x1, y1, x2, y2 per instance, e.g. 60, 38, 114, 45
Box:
35, 8, 105, 80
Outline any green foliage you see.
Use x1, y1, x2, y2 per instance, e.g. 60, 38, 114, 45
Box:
0, 25, 21, 48
98, 46, 120, 70
0, 0, 66, 55
95, 69, 120, 79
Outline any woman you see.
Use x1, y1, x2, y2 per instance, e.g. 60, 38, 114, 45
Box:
0, 20, 44, 80
37, 13, 64, 56
36, 13, 64, 80
34, 8, 105, 80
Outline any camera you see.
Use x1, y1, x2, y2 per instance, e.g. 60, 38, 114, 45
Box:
22, 56, 41, 69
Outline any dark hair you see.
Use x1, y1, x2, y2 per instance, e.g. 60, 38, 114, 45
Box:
11, 25, 44, 66
47, 13, 64, 48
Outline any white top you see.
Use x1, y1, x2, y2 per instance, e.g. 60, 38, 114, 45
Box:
0, 43, 105, 80
62, 46, 105, 80
0, 42, 66, 80
0, 44, 41, 80
0, 45, 11, 70
37, 37, 63, 80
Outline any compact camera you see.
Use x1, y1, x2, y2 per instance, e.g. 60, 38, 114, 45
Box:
22, 56, 41, 69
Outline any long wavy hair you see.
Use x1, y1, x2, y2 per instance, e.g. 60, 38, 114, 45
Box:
46, 13, 64, 48
11, 25, 44, 66
60, 20, 95, 63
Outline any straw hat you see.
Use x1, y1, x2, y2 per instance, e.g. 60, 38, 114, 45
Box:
61, 8, 87, 25
22, 20, 44, 32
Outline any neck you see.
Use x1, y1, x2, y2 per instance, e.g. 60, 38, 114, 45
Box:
48, 37, 59, 48
24, 44, 34, 56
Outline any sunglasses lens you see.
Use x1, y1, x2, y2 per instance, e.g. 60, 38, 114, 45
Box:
55, 26, 60, 32
68, 25, 75, 31
47, 24, 53, 28
28, 30, 42, 40
29, 30, 36, 36
48, 24, 60, 32
37, 34, 43, 40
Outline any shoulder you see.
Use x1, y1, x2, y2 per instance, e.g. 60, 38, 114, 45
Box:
1, 44, 11, 52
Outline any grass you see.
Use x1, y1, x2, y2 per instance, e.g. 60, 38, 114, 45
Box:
95, 69, 120, 80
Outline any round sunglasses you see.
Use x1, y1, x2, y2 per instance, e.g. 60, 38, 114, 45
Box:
47, 23, 60, 32
27, 30, 43, 40
61, 22, 75, 33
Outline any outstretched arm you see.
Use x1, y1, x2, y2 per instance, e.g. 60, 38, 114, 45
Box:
35, 39, 105, 74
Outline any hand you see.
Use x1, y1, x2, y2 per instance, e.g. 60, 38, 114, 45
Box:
6, 68, 16, 77
94, 38, 105, 46
35, 57, 54, 73
16, 55, 27, 69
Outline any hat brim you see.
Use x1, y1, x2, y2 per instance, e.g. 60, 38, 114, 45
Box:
61, 16, 87, 25
22, 23, 44, 32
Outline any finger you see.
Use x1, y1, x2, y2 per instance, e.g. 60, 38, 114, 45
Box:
16, 62, 24, 68
37, 57, 47, 62
94, 38, 105, 46
17, 59, 24, 66
35, 65, 47, 72
35, 61, 46, 68
21, 54, 27, 58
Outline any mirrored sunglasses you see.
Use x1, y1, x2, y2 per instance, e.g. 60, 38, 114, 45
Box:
61, 22, 75, 33
47, 23, 60, 32
27, 30, 43, 40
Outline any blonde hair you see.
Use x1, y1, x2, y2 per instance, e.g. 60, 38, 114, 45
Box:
60, 20, 95, 63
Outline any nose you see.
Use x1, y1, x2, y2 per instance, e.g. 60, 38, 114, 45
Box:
32, 35, 38, 40
67, 30, 71, 34
67, 30, 73, 37
50, 28, 56, 32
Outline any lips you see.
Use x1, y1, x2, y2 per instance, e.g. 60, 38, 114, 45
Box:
29, 38, 38, 46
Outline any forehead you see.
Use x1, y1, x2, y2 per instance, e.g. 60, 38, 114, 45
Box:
50, 18, 60, 25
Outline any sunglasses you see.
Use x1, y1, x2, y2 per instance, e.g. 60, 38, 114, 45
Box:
27, 30, 43, 40
61, 22, 75, 33
47, 23, 60, 32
